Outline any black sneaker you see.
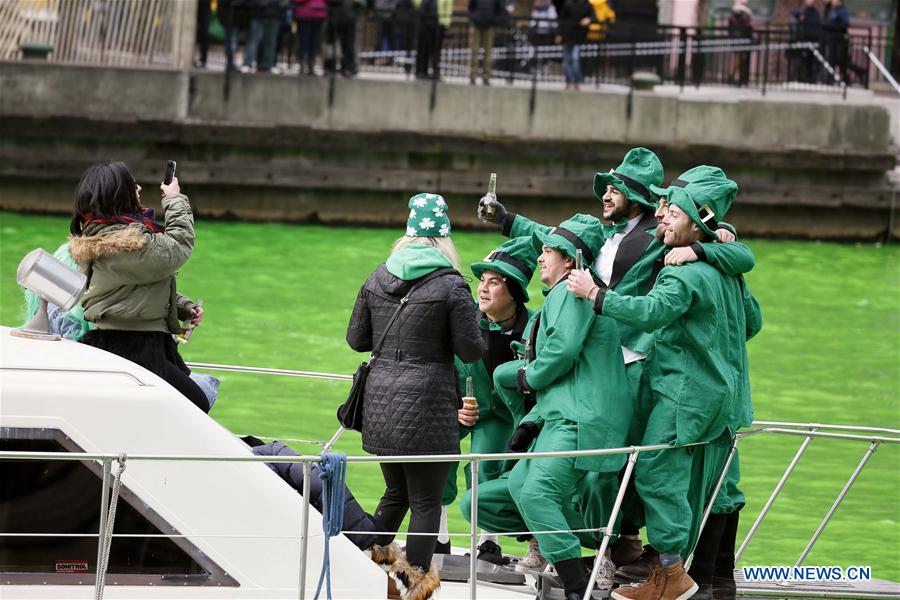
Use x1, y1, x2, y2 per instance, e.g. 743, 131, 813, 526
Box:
434, 540, 451, 554
711, 576, 736, 600
477, 540, 509, 565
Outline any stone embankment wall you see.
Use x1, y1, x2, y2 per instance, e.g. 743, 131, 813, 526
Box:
0, 62, 896, 239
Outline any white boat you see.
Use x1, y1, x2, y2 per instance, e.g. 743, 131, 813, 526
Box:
1, 326, 898, 599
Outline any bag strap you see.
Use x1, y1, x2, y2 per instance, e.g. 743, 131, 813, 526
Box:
368, 268, 457, 364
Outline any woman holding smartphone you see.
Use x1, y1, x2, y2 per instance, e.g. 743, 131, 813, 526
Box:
68, 161, 208, 412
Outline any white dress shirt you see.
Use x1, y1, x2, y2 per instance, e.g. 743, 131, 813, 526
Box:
593, 213, 647, 365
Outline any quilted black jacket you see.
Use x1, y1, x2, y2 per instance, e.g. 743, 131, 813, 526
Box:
346, 265, 483, 455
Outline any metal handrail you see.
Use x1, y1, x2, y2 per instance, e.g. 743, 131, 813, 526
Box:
864, 45, 900, 95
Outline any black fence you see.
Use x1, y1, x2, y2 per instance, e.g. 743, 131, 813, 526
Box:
202, 12, 897, 97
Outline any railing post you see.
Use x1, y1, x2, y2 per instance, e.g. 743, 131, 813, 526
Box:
736, 428, 817, 561
794, 441, 879, 567
686, 438, 740, 569
298, 460, 312, 600
762, 29, 769, 96
94, 458, 111, 594
677, 27, 687, 91
584, 450, 640, 600
468, 459, 479, 600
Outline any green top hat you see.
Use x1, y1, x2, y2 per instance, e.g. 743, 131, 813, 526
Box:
405, 193, 451, 237
472, 236, 537, 302
593, 147, 664, 210
532, 213, 605, 267
651, 165, 737, 237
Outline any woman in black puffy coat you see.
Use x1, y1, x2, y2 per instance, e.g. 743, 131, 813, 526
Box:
346, 193, 483, 598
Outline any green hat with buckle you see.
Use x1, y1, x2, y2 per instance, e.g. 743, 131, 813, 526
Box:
593, 147, 664, 210
472, 236, 538, 302
652, 165, 737, 237
405, 193, 451, 237
532, 213, 604, 267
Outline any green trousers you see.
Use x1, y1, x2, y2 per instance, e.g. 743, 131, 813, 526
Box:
711, 448, 745, 515
507, 418, 587, 563
442, 413, 515, 506
619, 360, 654, 530
461, 470, 620, 551
637, 395, 732, 557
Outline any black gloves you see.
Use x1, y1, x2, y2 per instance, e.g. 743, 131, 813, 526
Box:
477, 195, 508, 225
507, 421, 541, 452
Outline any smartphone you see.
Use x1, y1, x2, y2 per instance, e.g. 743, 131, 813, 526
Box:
163, 160, 177, 185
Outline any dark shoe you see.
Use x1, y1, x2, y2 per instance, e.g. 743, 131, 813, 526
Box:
691, 584, 714, 600
611, 537, 644, 568
241, 435, 266, 447
614, 545, 660, 584
711, 576, 736, 600
611, 561, 698, 600
555, 557, 589, 600
433, 540, 451, 554
476, 540, 508, 565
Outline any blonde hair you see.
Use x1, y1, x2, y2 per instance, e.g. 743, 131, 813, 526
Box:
392, 236, 461, 272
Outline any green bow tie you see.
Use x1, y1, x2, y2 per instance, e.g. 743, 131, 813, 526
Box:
601, 219, 629, 239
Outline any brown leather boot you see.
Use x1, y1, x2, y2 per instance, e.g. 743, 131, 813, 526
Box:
611, 536, 645, 568
614, 545, 660, 584
611, 561, 698, 600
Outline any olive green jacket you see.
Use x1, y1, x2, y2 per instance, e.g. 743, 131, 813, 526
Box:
68, 194, 195, 333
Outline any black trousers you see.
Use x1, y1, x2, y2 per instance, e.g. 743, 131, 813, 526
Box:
373, 461, 453, 570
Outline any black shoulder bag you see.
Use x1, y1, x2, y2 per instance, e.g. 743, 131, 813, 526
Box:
337, 269, 453, 431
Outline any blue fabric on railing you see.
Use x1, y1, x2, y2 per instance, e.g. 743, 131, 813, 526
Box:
314, 452, 347, 600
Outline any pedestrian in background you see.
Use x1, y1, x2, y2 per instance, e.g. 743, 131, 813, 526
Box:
325, 0, 367, 77
415, 0, 452, 80
727, 0, 753, 87
347, 193, 482, 600
242, 0, 288, 73
468, 0, 507, 85
790, 0, 821, 83
824, 0, 850, 83
557, 0, 595, 91
293, 0, 327, 74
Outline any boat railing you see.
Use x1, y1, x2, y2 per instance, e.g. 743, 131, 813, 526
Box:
2, 361, 898, 600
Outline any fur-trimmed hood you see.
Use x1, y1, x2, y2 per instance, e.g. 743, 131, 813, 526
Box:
69, 225, 147, 262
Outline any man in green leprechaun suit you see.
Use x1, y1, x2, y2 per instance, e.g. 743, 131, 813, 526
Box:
478, 148, 757, 573
502, 214, 631, 600
567, 166, 754, 600
436, 236, 538, 564
646, 166, 763, 600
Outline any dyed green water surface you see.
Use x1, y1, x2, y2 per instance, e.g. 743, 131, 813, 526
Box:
1, 212, 898, 580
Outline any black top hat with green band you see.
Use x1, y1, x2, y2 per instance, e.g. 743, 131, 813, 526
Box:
472, 236, 538, 302
650, 165, 737, 237
532, 213, 604, 266
593, 147, 664, 210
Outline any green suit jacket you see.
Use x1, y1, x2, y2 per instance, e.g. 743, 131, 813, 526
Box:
523, 280, 631, 472
505, 212, 755, 356
599, 262, 750, 445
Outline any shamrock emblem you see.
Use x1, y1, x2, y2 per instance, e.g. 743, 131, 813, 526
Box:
419, 217, 436, 230
406, 226, 418, 237
435, 197, 447, 208
412, 197, 427, 208
439, 223, 450, 237
432, 206, 445, 218
409, 209, 417, 219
